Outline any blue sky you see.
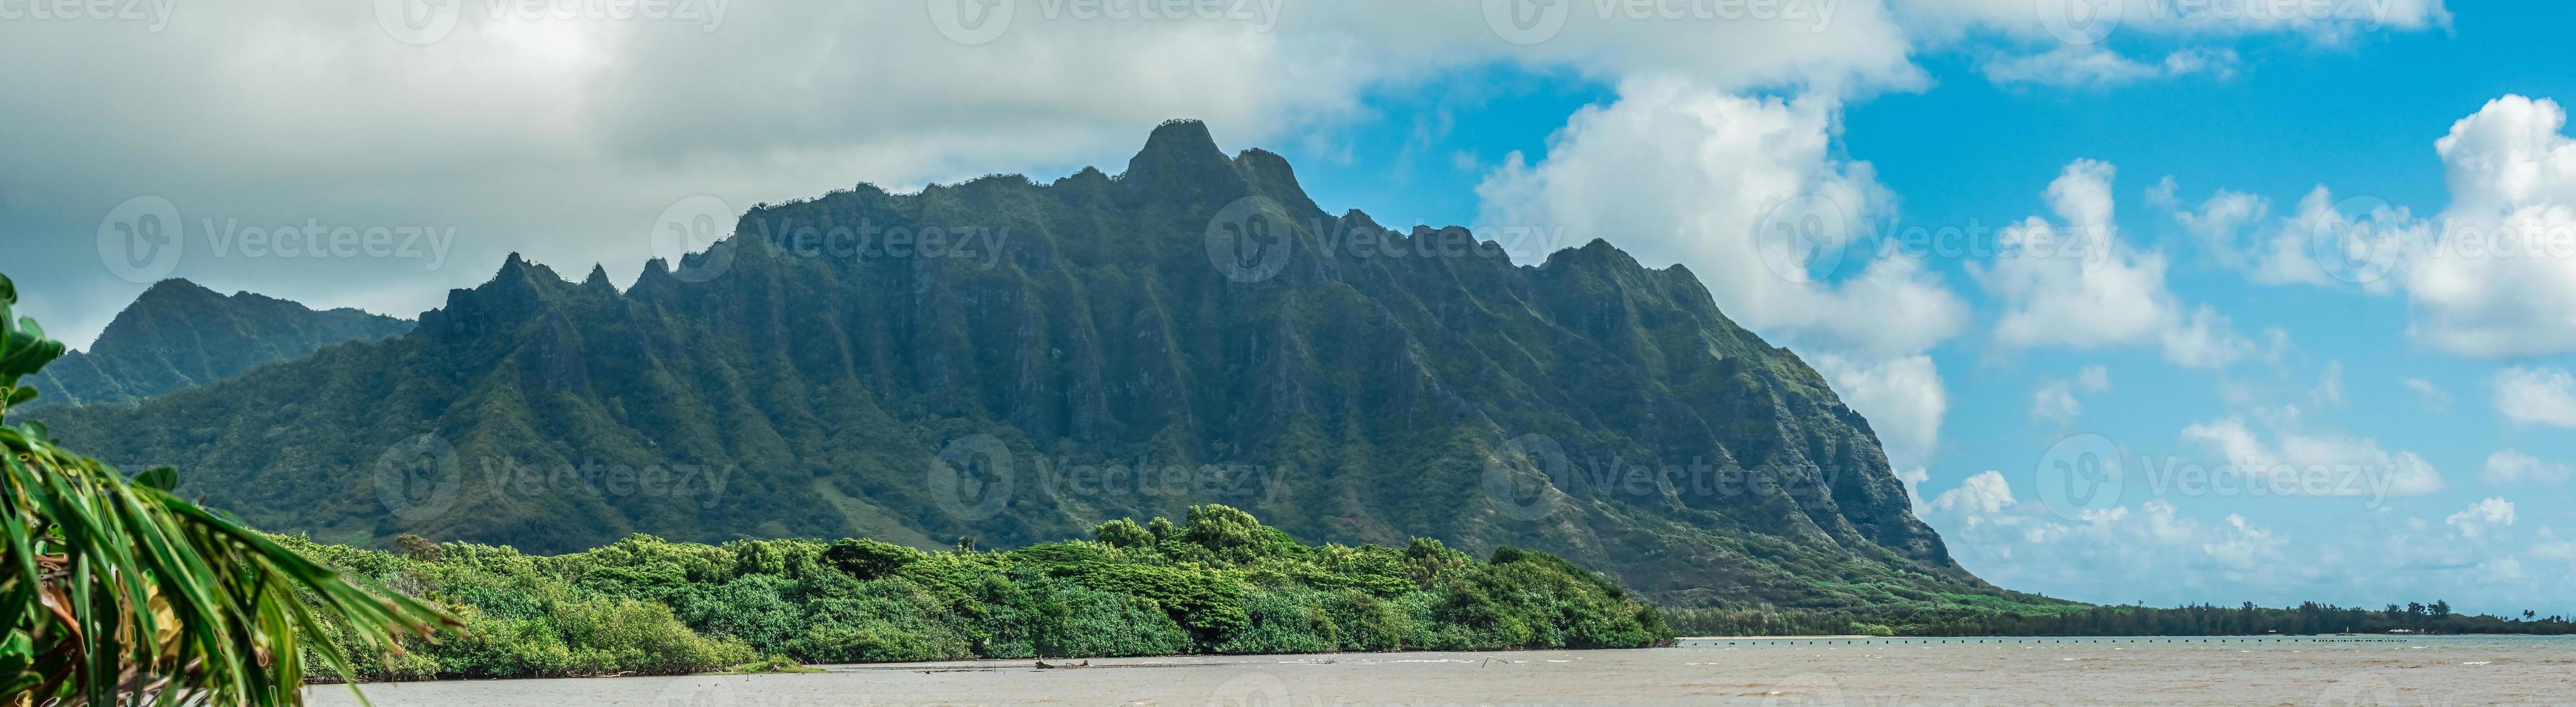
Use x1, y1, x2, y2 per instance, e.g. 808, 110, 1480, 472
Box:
5, 1, 2572, 614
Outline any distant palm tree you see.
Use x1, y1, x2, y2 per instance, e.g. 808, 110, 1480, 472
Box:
1, 273, 453, 706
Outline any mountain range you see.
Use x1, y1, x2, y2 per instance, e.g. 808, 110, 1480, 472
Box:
30, 120, 1997, 609
23, 279, 411, 407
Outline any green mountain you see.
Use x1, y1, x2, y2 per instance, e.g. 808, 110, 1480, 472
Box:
34, 121, 1993, 609
24, 278, 413, 407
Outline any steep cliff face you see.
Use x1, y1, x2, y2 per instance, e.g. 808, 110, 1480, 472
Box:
38, 121, 1986, 608
25, 279, 413, 407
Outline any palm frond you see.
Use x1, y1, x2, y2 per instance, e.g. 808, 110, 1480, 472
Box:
1, 272, 455, 706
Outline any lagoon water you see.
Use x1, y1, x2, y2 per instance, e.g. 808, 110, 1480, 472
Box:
310, 636, 2576, 706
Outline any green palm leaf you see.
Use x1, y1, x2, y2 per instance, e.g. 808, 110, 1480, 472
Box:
1, 272, 455, 706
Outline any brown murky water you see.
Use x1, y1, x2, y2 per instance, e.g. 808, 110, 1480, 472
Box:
309, 636, 2576, 706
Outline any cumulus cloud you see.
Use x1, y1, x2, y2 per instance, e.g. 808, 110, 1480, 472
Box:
1982, 46, 2238, 88
2031, 364, 2110, 426
2483, 450, 2572, 485
1920, 472, 2295, 597
1976, 159, 2254, 367
1893, 0, 2453, 45
2176, 415, 2447, 498
1477, 78, 1967, 356
2402, 96, 2576, 356
2492, 366, 2576, 427
1809, 354, 1948, 468
2447, 497, 2517, 540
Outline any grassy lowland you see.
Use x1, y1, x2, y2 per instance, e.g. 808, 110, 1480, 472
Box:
297, 504, 1674, 680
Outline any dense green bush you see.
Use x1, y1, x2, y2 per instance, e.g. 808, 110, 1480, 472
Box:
298, 505, 1669, 680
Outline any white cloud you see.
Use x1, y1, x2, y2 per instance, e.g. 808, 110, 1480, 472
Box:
1982, 46, 2238, 88
1978, 160, 2253, 368
2177, 415, 2446, 497
1476, 78, 1967, 357
2160, 304, 2258, 369
1981, 160, 2170, 347
2404, 377, 2452, 411
2447, 497, 2517, 540
1932, 470, 2017, 516
1918, 473, 2297, 598
2313, 361, 2346, 408
2492, 366, 2576, 427
1811, 354, 1947, 468
1892, 0, 2452, 46
2403, 96, 2576, 356
2483, 450, 2572, 485
2031, 364, 2110, 426
1474, 79, 1978, 467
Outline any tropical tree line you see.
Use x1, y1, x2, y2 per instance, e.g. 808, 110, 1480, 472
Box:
301, 505, 1674, 681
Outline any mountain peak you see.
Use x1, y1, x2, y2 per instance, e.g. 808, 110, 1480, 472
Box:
134, 278, 222, 305
1136, 118, 1221, 162
1122, 119, 1246, 198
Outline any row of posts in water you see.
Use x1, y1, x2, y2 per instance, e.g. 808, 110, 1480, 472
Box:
1706, 637, 2411, 646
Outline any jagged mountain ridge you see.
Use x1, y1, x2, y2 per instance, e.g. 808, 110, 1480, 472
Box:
35, 120, 1989, 607
25, 279, 414, 407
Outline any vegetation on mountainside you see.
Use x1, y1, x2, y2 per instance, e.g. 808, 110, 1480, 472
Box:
30, 120, 1986, 615
0, 273, 450, 706
297, 504, 1672, 680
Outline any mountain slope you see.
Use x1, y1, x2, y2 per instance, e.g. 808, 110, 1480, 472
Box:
35, 121, 1991, 608
25, 279, 414, 407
